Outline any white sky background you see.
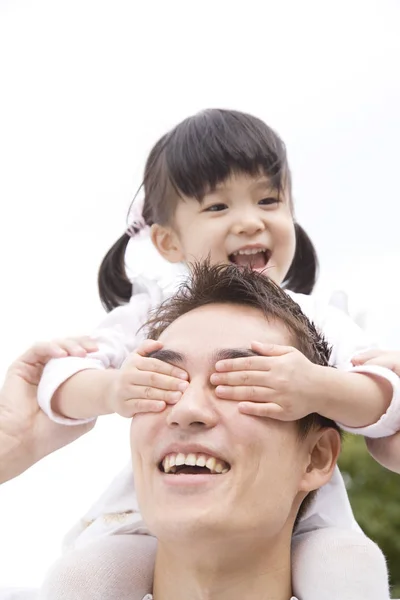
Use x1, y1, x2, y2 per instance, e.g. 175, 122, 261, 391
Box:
0, 0, 399, 589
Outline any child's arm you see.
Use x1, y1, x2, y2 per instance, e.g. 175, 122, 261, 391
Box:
212, 341, 393, 428
37, 291, 154, 423
212, 296, 400, 437
51, 340, 188, 421
352, 349, 400, 473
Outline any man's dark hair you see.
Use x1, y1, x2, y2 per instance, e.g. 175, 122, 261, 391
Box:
146, 261, 341, 520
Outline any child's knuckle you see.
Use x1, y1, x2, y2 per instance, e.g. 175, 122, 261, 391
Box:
240, 372, 250, 384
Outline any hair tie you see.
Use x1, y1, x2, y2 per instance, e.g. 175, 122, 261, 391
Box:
126, 195, 146, 238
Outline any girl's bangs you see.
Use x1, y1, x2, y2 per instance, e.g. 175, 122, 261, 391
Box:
164, 109, 288, 200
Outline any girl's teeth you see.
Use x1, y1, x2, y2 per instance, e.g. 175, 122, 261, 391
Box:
233, 248, 267, 256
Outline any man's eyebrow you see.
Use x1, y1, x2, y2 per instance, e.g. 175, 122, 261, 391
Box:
147, 348, 262, 368
212, 348, 262, 363
147, 349, 186, 366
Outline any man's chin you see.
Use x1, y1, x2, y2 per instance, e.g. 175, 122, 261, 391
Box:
150, 510, 226, 541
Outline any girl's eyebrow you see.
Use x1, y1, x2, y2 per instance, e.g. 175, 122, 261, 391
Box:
250, 178, 277, 193
208, 177, 277, 196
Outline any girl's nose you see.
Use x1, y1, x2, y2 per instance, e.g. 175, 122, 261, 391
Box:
231, 211, 265, 236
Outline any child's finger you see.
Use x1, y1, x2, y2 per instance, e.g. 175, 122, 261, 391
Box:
215, 356, 272, 373
130, 371, 189, 392
215, 385, 273, 402
211, 371, 271, 387
136, 339, 164, 356
251, 341, 294, 357
135, 355, 188, 380
124, 399, 166, 417
238, 401, 286, 420
125, 385, 183, 403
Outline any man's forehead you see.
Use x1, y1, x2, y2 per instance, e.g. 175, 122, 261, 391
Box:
157, 303, 292, 350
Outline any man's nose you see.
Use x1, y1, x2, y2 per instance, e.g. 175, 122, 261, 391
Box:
166, 378, 218, 431
231, 208, 266, 237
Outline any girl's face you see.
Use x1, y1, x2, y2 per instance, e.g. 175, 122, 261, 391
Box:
152, 173, 296, 287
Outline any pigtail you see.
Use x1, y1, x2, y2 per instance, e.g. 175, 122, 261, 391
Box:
283, 223, 319, 295
98, 233, 132, 312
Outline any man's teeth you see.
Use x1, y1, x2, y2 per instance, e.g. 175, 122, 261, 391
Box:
162, 453, 229, 474
232, 248, 266, 256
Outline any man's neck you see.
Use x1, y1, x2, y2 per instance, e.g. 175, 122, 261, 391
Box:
152, 536, 293, 600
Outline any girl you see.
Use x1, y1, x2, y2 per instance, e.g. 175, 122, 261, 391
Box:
38, 109, 398, 600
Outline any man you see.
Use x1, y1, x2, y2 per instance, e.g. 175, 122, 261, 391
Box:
1, 267, 396, 599
129, 262, 342, 600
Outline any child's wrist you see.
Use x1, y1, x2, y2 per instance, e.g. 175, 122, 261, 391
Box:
99, 369, 121, 415
302, 363, 330, 416
307, 366, 392, 428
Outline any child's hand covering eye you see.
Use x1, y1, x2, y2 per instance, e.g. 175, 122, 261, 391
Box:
107, 340, 189, 418
210, 341, 319, 421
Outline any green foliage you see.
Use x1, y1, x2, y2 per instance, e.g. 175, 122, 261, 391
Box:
339, 435, 400, 597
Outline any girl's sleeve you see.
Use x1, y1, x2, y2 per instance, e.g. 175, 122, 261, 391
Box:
37, 292, 153, 423
312, 298, 400, 438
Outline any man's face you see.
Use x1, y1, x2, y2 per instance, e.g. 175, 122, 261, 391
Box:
130, 304, 314, 544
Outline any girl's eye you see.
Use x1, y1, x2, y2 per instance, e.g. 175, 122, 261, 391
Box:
259, 197, 279, 206
203, 203, 228, 212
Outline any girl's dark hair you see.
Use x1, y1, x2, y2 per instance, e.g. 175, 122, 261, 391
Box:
283, 223, 319, 295
98, 108, 319, 311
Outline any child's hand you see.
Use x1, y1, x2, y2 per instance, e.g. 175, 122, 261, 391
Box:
108, 340, 189, 418
210, 341, 317, 420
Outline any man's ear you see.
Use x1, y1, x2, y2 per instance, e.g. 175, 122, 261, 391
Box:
299, 428, 341, 493
150, 223, 184, 263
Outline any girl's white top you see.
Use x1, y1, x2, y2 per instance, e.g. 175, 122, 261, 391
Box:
37, 259, 400, 549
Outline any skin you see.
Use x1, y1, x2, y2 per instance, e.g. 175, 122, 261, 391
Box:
352, 350, 400, 474
52, 171, 393, 433
151, 173, 296, 286
51, 172, 296, 419
130, 304, 340, 600
0, 338, 97, 484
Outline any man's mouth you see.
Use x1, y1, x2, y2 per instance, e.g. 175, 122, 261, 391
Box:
159, 452, 230, 475
228, 247, 271, 270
